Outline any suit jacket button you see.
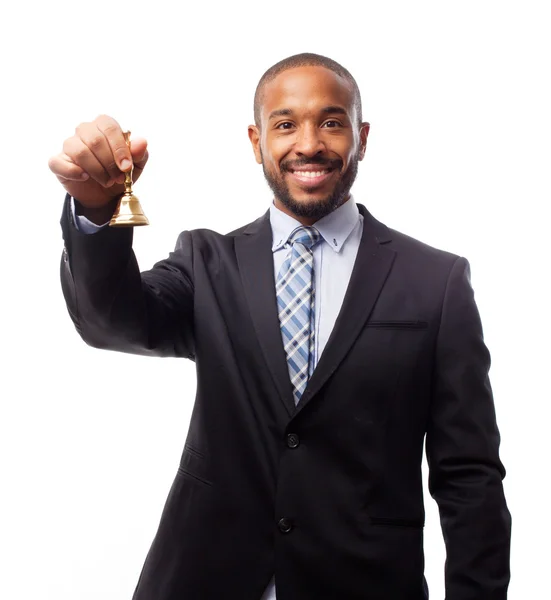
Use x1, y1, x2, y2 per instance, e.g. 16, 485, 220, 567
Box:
286, 433, 300, 448
277, 517, 293, 533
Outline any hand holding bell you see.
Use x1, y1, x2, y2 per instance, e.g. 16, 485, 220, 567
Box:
48, 115, 150, 226
109, 131, 149, 227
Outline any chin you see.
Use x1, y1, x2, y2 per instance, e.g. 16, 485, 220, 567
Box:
264, 162, 356, 221
279, 191, 344, 220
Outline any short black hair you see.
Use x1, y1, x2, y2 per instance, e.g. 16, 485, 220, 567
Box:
253, 52, 362, 128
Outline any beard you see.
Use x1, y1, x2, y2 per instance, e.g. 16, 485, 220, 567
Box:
261, 151, 360, 221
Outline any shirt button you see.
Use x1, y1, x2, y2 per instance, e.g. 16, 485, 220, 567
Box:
277, 517, 293, 533
286, 433, 300, 449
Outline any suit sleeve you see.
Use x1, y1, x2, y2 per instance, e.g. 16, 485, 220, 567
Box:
426, 256, 511, 599
60, 193, 195, 359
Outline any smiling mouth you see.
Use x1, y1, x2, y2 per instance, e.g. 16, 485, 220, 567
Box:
290, 168, 331, 177
287, 168, 335, 187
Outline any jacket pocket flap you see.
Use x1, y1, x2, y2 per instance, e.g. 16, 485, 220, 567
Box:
366, 320, 428, 330
177, 446, 213, 486
368, 516, 424, 528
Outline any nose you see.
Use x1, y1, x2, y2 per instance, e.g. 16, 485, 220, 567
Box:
294, 124, 325, 157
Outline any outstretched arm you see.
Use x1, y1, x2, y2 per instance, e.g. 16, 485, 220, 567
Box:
60, 193, 196, 359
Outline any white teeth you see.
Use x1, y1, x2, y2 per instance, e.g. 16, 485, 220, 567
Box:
293, 170, 329, 178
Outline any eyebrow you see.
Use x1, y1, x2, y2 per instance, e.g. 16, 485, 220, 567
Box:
268, 108, 293, 120
268, 106, 348, 121
321, 106, 347, 116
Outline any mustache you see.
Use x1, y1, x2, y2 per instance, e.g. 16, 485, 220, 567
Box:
281, 157, 343, 172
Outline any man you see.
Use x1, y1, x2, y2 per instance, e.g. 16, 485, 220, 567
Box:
50, 53, 511, 599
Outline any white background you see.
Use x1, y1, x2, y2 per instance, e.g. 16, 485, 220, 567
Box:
1, 1, 549, 598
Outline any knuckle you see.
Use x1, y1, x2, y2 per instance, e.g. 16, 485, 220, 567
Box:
87, 134, 104, 150
63, 137, 78, 156
69, 138, 85, 156
75, 122, 89, 135
95, 114, 120, 131
74, 145, 89, 161
101, 121, 119, 136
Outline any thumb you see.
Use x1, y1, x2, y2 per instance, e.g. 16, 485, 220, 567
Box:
129, 137, 149, 172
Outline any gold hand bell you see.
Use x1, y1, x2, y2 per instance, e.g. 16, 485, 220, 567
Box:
109, 131, 149, 227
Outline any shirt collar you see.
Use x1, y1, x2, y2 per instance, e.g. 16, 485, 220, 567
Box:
270, 196, 360, 254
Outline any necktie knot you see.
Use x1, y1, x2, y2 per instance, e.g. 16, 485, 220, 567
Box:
287, 226, 320, 250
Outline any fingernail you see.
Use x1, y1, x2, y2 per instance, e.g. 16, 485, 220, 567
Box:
120, 159, 132, 171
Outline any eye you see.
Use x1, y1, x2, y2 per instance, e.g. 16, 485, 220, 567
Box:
276, 122, 294, 130
322, 120, 342, 128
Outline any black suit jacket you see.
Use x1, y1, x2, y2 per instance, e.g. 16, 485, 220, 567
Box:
60, 194, 511, 599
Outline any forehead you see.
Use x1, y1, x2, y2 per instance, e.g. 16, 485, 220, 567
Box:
260, 65, 355, 122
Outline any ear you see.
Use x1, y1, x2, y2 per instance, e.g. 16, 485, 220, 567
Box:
358, 122, 370, 161
248, 125, 263, 164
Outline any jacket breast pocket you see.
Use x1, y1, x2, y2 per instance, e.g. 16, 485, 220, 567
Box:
368, 516, 425, 529
177, 444, 213, 487
365, 320, 429, 330
350, 318, 431, 378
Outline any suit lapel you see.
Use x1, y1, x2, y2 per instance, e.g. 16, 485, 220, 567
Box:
235, 203, 396, 419
295, 204, 396, 413
235, 212, 296, 417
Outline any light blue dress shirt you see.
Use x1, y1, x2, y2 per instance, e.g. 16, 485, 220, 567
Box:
72, 196, 363, 600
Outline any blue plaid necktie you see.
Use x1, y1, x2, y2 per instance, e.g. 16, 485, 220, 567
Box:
276, 226, 321, 405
